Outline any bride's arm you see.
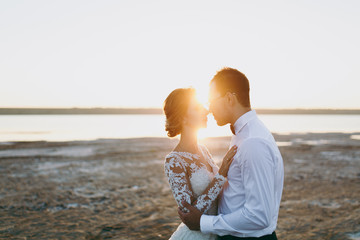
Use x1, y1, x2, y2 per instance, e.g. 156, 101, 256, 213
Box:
164, 155, 196, 212
191, 146, 237, 213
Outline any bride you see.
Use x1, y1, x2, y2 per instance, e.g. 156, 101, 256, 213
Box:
163, 88, 237, 240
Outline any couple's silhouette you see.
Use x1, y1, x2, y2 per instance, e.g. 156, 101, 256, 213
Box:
163, 68, 284, 240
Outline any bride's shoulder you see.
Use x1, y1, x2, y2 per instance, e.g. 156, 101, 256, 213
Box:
164, 152, 191, 173
165, 151, 185, 164
165, 151, 179, 160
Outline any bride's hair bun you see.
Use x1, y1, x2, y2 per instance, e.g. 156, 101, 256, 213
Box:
163, 88, 195, 137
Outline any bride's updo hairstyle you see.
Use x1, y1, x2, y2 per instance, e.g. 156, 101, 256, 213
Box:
163, 88, 196, 137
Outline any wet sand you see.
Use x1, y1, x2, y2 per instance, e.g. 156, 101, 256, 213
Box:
0, 133, 359, 239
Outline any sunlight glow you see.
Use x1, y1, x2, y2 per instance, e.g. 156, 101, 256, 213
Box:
198, 115, 231, 140
195, 85, 210, 108
0, 1, 359, 109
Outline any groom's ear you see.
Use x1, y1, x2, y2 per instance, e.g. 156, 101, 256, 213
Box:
225, 92, 237, 107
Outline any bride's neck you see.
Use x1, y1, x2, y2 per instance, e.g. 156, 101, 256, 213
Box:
176, 127, 199, 154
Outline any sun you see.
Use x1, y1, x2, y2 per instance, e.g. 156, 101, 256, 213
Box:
194, 85, 209, 108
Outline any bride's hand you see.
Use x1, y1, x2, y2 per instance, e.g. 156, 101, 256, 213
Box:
218, 145, 237, 177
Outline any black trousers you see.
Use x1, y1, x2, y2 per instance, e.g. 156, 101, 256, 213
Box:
218, 231, 277, 240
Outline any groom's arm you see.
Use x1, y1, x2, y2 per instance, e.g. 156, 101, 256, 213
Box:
201, 139, 277, 236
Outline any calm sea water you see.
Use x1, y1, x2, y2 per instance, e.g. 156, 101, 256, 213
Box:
0, 114, 359, 142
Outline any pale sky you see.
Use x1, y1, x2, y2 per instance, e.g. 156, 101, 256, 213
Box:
1, 0, 359, 109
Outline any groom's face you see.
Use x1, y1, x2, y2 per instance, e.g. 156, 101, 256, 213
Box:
208, 82, 229, 126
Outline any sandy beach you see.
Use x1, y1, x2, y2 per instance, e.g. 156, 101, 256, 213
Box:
0, 132, 359, 239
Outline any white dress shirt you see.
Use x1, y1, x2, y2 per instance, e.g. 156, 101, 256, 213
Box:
200, 110, 284, 237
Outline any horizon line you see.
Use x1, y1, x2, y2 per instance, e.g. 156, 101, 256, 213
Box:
1, 107, 360, 115
1, 107, 360, 110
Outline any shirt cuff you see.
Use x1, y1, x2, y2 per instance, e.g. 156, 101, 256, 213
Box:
200, 214, 214, 234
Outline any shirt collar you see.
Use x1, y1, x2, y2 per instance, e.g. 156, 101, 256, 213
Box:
232, 110, 257, 135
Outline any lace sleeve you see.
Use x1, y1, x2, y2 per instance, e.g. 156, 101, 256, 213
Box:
164, 154, 195, 212
193, 173, 226, 213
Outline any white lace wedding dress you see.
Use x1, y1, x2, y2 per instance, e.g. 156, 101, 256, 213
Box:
164, 145, 226, 240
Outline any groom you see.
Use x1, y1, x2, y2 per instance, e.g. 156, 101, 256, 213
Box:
178, 68, 284, 239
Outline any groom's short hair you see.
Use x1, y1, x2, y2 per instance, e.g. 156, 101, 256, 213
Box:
210, 67, 251, 107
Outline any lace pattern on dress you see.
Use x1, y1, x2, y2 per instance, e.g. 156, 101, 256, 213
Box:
164, 145, 226, 214
164, 153, 194, 212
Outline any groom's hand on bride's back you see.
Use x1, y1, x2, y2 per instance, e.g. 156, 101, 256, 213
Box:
178, 201, 202, 231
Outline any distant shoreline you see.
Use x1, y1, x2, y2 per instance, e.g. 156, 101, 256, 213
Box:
1, 108, 360, 115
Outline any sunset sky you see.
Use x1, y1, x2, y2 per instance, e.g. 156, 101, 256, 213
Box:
1, 0, 359, 109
